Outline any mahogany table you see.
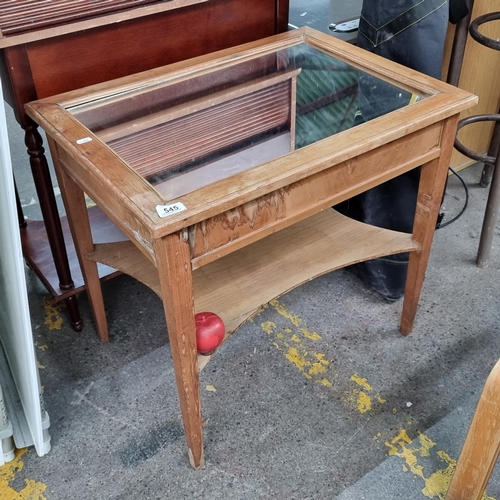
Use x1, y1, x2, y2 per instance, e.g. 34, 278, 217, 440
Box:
0, 0, 289, 331
26, 27, 476, 468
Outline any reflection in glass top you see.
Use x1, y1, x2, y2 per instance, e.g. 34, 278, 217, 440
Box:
69, 42, 428, 200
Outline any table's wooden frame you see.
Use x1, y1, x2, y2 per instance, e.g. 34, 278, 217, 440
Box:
25, 27, 477, 469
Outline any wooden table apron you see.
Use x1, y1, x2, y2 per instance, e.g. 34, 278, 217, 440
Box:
25, 28, 476, 469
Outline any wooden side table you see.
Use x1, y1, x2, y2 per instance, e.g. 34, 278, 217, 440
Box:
0, 0, 289, 331
26, 28, 476, 468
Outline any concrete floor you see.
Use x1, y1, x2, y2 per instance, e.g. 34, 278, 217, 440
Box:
4, 97, 500, 498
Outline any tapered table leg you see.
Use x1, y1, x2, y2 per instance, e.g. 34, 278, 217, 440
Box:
400, 116, 459, 335
154, 233, 204, 469
50, 141, 108, 342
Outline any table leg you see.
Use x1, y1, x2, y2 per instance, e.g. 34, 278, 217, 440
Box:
154, 233, 204, 469
52, 147, 109, 342
25, 122, 84, 331
400, 116, 459, 335
5, 44, 83, 331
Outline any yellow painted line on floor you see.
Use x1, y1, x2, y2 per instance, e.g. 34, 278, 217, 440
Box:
386, 430, 496, 500
340, 373, 387, 414
351, 374, 372, 391
0, 449, 47, 499
258, 299, 332, 387
348, 374, 385, 414
257, 300, 392, 408
256, 299, 493, 497
42, 296, 63, 331
268, 300, 321, 341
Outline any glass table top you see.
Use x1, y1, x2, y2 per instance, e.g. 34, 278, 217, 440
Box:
68, 41, 429, 200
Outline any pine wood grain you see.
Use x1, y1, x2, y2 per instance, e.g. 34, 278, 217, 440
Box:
50, 138, 110, 342
153, 232, 204, 469
401, 116, 459, 335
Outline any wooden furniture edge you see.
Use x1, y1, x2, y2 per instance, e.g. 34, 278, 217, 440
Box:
25, 30, 307, 109
302, 27, 476, 100
25, 28, 474, 111
26, 90, 476, 245
0, 0, 208, 48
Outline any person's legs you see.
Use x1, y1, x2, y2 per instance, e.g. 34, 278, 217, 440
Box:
336, 0, 449, 300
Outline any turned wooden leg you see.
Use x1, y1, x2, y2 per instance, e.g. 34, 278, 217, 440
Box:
50, 141, 109, 342
63, 296, 84, 333
154, 232, 204, 469
24, 122, 84, 331
6, 42, 82, 330
400, 116, 459, 335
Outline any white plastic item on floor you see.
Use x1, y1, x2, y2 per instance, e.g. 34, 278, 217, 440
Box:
0, 77, 51, 460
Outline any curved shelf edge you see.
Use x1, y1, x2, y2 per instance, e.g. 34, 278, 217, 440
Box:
87, 208, 420, 372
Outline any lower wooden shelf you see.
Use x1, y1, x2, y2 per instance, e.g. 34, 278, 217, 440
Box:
20, 205, 127, 300
88, 208, 420, 370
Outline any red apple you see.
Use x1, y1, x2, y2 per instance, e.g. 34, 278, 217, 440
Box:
195, 312, 225, 354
